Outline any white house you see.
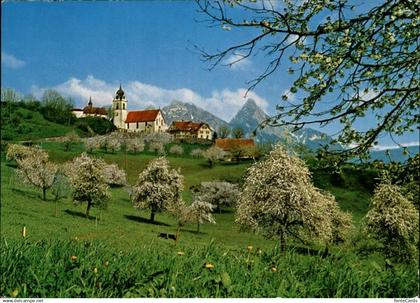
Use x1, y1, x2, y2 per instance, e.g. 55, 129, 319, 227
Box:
72, 97, 108, 119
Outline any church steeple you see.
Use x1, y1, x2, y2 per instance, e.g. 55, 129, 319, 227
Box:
112, 84, 128, 129
88, 96, 92, 107
115, 84, 125, 100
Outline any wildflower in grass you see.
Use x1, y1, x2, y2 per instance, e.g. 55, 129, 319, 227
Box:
11, 289, 19, 297
177, 251, 185, 256
247, 245, 253, 251
271, 267, 277, 272
71, 256, 77, 261
104, 260, 109, 266
93, 267, 98, 274
205, 263, 214, 269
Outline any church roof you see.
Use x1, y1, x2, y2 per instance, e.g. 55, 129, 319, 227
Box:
125, 109, 161, 123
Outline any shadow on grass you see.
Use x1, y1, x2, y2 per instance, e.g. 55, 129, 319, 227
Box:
124, 215, 170, 226
213, 209, 234, 214
291, 246, 331, 258
180, 228, 207, 235
11, 188, 41, 200
64, 209, 97, 221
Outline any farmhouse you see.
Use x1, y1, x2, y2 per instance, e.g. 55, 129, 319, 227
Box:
72, 97, 108, 119
112, 85, 167, 133
215, 138, 256, 161
168, 121, 214, 141
215, 138, 255, 151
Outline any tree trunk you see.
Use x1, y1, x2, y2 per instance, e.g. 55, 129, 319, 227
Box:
42, 188, 46, 201
150, 212, 155, 222
280, 230, 286, 254
86, 201, 92, 218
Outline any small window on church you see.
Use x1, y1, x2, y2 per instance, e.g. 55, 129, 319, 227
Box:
136, 122, 139, 129
127, 123, 129, 129
116, 104, 119, 110
123, 104, 125, 110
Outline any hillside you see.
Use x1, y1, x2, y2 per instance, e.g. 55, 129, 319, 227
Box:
1, 141, 417, 298
1, 104, 76, 142
1, 141, 374, 249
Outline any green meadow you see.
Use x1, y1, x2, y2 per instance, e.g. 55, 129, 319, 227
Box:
1, 141, 418, 298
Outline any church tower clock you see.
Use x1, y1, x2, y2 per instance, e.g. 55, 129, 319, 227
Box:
112, 84, 128, 129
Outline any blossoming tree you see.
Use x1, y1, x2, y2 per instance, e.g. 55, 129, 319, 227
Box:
365, 175, 419, 261
131, 157, 183, 222
65, 153, 110, 218
16, 148, 58, 201
236, 145, 352, 252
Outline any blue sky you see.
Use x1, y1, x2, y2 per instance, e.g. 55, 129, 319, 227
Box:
1, 1, 418, 148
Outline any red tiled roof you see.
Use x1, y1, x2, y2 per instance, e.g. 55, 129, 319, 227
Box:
125, 109, 160, 123
83, 106, 108, 115
169, 121, 207, 133
215, 138, 255, 151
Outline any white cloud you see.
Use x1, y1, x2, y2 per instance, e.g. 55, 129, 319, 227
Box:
223, 53, 251, 71
2, 52, 25, 69
31, 75, 270, 121
371, 141, 420, 151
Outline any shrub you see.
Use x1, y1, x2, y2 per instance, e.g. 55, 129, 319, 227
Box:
192, 181, 240, 213
169, 145, 183, 156
149, 141, 165, 155
203, 146, 225, 167
126, 138, 145, 154
190, 148, 203, 158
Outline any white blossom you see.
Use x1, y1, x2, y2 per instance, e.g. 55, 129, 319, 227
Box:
131, 157, 183, 222
65, 153, 110, 217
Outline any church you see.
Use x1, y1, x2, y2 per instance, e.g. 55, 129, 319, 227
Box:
72, 85, 167, 133
112, 85, 167, 133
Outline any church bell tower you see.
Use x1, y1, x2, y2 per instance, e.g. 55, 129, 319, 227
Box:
112, 84, 128, 129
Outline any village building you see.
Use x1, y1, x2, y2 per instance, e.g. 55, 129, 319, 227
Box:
72, 97, 108, 119
168, 121, 214, 141
215, 138, 256, 161
112, 85, 166, 133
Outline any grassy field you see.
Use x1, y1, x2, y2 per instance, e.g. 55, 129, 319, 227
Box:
1, 141, 417, 298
